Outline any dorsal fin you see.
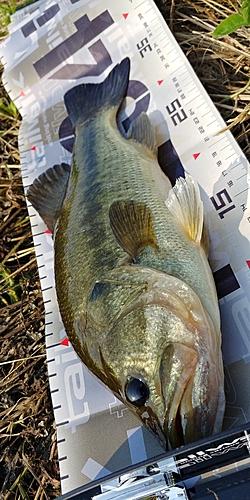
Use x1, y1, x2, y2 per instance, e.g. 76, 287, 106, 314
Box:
109, 199, 158, 261
165, 173, 204, 245
27, 163, 70, 233
127, 112, 157, 154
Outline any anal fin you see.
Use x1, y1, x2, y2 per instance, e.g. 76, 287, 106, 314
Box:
27, 163, 70, 233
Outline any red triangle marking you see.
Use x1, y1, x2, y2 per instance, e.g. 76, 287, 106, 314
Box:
30, 145, 36, 151
122, 13, 129, 19
193, 152, 201, 160
157, 80, 164, 85
45, 229, 52, 234
246, 260, 250, 269
20, 90, 25, 97
60, 338, 69, 346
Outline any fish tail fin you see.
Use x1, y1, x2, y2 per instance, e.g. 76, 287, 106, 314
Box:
64, 58, 130, 128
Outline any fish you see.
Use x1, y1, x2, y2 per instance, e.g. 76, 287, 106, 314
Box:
27, 57, 225, 450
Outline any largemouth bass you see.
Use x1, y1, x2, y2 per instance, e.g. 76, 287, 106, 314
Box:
27, 58, 225, 449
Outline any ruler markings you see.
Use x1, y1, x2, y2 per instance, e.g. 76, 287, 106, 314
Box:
151, 17, 161, 25
187, 86, 198, 93
57, 420, 69, 427
47, 342, 61, 349
51, 388, 59, 394
185, 95, 200, 105
42, 285, 53, 292
152, 28, 164, 37
168, 65, 184, 76
225, 153, 237, 160
59, 456, 67, 462
196, 101, 207, 108
47, 357, 56, 363
164, 48, 176, 57
208, 137, 225, 147
45, 332, 54, 338
134, 1, 146, 9
151, 23, 162, 31
201, 111, 212, 118
33, 231, 47, 237
231, 163, 240, 169
237, 173, 247, 180
235, 187, 249, 196
170, 57, 181, 64
157, 35, 167, 43
57, 438, 66, 444
49, 372, 57, 378
162, 41, 171, 48
42, 287, 53, 292
180, 69, 191, 78
179, 74, 190, 82
220, 143, 231, 151
206, 119, 218, 127
60, 475, 69, 481
54, 404, 62, 410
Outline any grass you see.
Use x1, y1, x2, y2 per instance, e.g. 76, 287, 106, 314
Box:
1, 0, 250, 498
0, 2, 60, 498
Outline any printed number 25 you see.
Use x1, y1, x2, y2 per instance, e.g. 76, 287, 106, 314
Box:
166, 98, 187, 126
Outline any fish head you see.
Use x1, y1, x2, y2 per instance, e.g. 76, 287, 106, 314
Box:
86, 266, 223, 450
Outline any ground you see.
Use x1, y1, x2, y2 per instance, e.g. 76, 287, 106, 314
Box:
0, 0, 250, 498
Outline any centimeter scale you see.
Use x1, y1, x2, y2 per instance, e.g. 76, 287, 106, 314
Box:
1, 0, 250, 496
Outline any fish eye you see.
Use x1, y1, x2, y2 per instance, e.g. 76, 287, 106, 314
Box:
125, 376, 150, 407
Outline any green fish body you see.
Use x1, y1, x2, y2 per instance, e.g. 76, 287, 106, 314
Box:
27, 58, 225, 449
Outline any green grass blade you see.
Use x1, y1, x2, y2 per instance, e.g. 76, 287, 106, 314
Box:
212, 13, 245, 37
240, 0, 250, 24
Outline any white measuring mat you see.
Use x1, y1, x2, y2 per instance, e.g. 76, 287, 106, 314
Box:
1, 0, 250, 494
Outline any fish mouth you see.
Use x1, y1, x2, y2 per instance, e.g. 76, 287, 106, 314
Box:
136, 338, 221, 451
127, 342, 201, 451
160, 342, 202, 449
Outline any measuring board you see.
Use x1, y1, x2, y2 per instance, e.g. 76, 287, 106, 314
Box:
1, 0, 250, 494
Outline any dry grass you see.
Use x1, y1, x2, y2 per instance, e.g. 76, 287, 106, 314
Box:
0, 2, 60, 495
0, 87, 60, 499
1, 0, 250, 498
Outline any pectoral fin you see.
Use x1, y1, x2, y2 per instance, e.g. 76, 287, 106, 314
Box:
165, 173, 204, 246
109, 200, 158, 260
27, 163, 70, 233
